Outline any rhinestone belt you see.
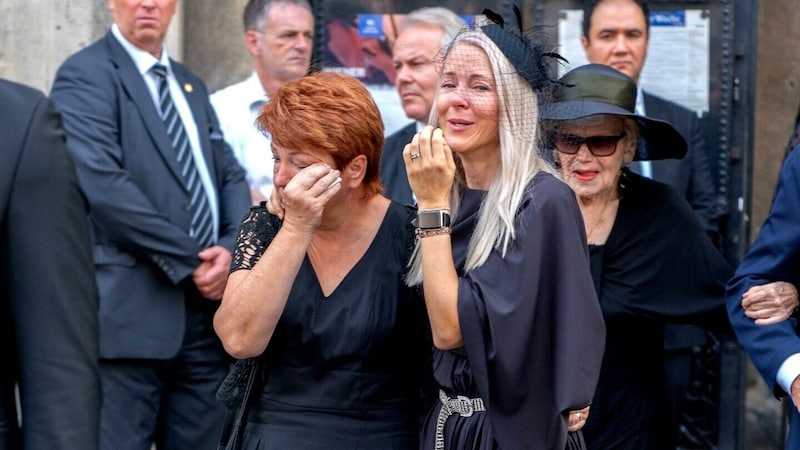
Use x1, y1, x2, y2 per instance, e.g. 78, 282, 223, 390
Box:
435, 389, 486, 449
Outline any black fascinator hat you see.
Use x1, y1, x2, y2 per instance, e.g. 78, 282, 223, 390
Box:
479, 6, 564, 91
539, 64, 687, 161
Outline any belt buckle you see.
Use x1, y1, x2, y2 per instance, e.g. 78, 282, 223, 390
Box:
456, 395, 474, 417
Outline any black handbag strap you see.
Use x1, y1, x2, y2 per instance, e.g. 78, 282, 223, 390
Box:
217, 206, 280, 450
218, 359, 260, 450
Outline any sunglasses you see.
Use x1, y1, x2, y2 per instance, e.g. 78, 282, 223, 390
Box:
554, 132, 627, 157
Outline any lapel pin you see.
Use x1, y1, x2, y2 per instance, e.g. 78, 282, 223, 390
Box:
184, 83, 193, 93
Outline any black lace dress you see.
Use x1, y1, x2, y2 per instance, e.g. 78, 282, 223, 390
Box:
231, 202, 431, 450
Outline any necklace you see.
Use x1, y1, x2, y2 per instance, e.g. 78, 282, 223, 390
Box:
583, 196, 617, 244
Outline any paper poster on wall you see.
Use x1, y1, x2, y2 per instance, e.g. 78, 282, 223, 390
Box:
324, 14, 407, 136
556, 9, 710, 114
324, 13, 475, 136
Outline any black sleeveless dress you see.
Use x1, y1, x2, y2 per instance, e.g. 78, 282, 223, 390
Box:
231, 202, 432, 449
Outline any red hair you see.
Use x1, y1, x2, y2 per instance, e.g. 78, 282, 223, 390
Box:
257, 71, 385, 199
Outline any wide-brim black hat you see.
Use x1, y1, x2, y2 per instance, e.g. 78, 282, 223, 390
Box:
539, 64, 687, 161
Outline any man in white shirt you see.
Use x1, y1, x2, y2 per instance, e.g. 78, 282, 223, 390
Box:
211, 0, 313, 204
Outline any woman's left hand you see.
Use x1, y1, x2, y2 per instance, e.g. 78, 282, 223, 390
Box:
742, 281, 798, 325
567, 406, 590, 432
267, 188, 284, 220
403, 125, 456, 209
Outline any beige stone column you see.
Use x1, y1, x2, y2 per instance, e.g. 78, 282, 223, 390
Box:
0, 0, 189, 93
0, 0, 109, 92
182, 0, 251, 93
752, 0, 800, 228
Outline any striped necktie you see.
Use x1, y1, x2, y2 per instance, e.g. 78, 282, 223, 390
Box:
151, 63, 214, 248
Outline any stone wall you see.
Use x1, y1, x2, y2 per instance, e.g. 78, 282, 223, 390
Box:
182, 0, 252, 93
0, 0, 110, 91
753, 0, 800, 229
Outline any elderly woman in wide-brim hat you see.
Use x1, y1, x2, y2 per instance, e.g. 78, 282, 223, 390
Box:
540, 63, 733, 450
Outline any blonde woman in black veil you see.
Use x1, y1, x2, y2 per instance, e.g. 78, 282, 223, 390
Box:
403, 10, 605, 450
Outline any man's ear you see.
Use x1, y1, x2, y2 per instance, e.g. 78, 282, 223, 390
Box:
245, 30, 261, 57
580, 35, 590, 52
342, 154, 367, 188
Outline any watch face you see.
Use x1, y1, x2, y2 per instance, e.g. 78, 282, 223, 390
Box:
416, 210, 450, 229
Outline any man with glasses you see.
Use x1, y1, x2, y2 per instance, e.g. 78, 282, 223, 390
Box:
381, 7, 465, 204
581, 0, 718, 237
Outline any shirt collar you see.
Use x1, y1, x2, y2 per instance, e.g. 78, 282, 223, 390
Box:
635, 84, 646, 116
245, 73, 270, 112
111, 23, 171, 76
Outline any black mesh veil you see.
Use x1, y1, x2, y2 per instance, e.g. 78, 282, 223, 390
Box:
429, 7, 566, 152
404, 7, 570, 283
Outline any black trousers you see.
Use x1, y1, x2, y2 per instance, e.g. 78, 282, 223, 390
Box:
99, 292, 230, 450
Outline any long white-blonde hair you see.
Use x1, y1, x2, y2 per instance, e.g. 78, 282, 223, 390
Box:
405, 29, 556, 285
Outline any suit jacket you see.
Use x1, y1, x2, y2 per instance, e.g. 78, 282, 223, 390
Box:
726, 147, 800, 447
644, 92, 718, 236
0, 80, 100, 450
51, 32, 249, 360
380, 122, 416, 205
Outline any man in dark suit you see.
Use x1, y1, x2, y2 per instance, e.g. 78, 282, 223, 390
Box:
581, 0, 718, 236
726, 146, 800, 450
381, 7, 465, 204
50, 1, 250, 448
581, 0, 721, 445
0, 79, 100, 450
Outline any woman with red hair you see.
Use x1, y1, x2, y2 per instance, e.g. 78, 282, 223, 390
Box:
214, 71, 430, 449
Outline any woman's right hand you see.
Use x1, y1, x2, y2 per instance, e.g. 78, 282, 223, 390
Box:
403, 126, 456, 209
742, 281, 798, 325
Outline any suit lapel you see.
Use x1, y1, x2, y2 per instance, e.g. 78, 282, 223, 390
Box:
642, 91, 653, 115
104, 33, 186, 186
641, 92, 676, 184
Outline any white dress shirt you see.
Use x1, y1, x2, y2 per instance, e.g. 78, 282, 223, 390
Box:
778, 353, 800, 394
633, 85, 653, 178
111, 24, 220, 240
210, 73, 273, 200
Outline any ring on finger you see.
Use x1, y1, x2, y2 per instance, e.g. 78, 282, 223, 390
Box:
576, 413, 582, 421
410, 153, 421, 160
